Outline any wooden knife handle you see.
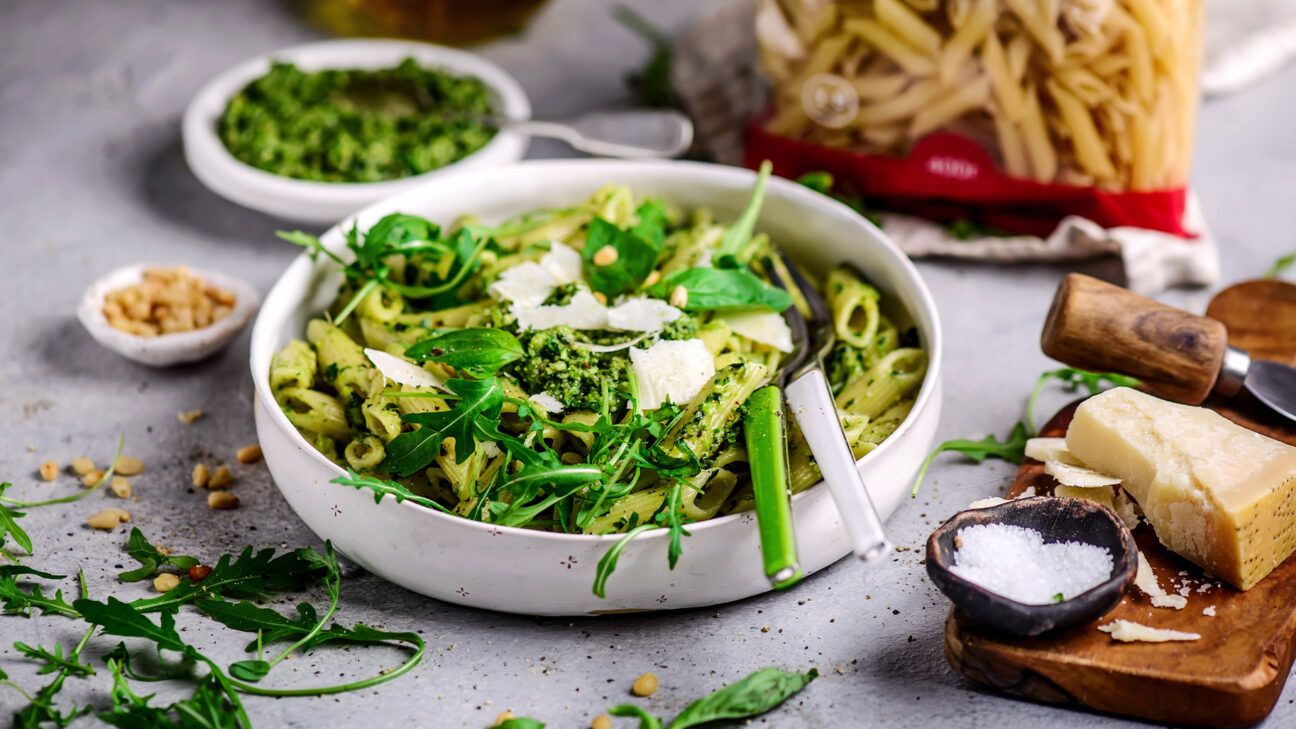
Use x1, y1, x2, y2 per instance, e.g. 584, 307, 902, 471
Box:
1040, 273, 1228, 404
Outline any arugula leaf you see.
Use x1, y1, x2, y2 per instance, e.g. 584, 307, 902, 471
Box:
14, 642, 95, 677
614, 4, 674, 109
714, 161, 772, 269
1266, 252, 1295, 279
668, 667, 819, 728
1026, 368, 1140, 434
0, 571, 79, 618
332, 469, 456, 515
609, 704, 664, 729
910, 421, 1030, 497
404, 327, 523, 374
385, 376, 505, 473
0, 482, 32, 561
583, 216, 662, 297
592, 523, 655, 598
118, 528, 200, 582
74, 597, 187, 653
130, 545, 328, 613
648, 267, 792, 312
661, 482, 689, 569
1053, 592, 1065, 602
2, 436, 125, 510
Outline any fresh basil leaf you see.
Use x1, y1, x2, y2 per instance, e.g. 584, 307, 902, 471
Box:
631, 199, 668, 248
405, 328, 523, 374
584, 217, 661, 298
667, 667, 819, 729
385, 376, 505, 473
648, 267, 792, 312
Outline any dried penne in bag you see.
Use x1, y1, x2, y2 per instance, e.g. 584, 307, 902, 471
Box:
750, 0, 1204, 237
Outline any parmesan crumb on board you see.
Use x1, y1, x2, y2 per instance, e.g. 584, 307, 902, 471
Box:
1099, 619, 1201, 643
1134, 551, 1187, 610
1203, 605, 1217, 617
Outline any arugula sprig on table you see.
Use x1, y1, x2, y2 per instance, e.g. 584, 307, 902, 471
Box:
1266, 252, 1296, 279
911, 367, 1141, 496
278, 212, 490, 324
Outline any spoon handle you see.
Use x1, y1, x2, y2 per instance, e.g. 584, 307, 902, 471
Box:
1041, 273, 1229, 404
507, 110, 693, 159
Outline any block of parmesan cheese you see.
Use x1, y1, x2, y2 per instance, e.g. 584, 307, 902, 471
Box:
1067, 387, 1296, 590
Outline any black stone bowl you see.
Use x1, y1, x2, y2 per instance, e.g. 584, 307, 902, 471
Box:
925, 496, 1137, 637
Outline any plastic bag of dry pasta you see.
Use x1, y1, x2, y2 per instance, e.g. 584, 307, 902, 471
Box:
749, 0, 1203, 237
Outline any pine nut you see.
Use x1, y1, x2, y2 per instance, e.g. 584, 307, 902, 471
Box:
591, 716, 612, 729
207, 491, 239, 510
81, 470, 104, 487
116, 455, 145, 476
493, 711, 514, 726
235, 445, 263, 464
593, 245, 619, 267
39, 460, 58, 481
644, 270, 662, 287
70, 457, 95, 476
192, 463, 210, 488
86, 508, 130, 530
669, 285, 688, 308
153, 573, 181, 593
632, 671, 659, 697
592, 291, 608, 305
208, 465, 233, 490
177, 409, 205, 424
110, 477, 132, 499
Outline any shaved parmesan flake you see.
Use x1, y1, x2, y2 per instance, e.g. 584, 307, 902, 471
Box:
364, 349, 446, 389
1098, 620, 1200, 643
1045, 460, 1122, 488
607, 297, 682, 332
528, 392, 565, 414
489, 261, 555, 306
481, 441, 502, 459
574, 334, 649, 353
513, 290, 610, 331
1203, 605, 1216, 616
539, 241, 582, 284
1135, 551, 1187, 609
1025, 437, 1081, 464
967, 497, 1009, 510
630, 339, 715, 410
718, 308, 794, 353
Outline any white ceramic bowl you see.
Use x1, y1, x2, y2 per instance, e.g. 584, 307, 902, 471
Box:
183, 39, 531, 224
250, 160, 944, 615
79, 263, 260, 367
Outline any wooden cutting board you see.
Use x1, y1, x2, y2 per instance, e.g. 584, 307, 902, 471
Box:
944, 279, 1296, 728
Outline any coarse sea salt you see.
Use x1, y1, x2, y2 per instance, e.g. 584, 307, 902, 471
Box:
950, 523, 1114, 605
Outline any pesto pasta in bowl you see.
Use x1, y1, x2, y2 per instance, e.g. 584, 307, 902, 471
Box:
250, 160, 942, 615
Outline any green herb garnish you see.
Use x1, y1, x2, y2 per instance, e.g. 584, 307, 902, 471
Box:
117, 527, 200, 582
1266, 252, 1296, 279
1053, 592, 1065, 602
404, 327, 524, 374
911, 422, 1030, 497
219, 58, 496, 183
647, 267, 793, 312
583, 202, 666, 297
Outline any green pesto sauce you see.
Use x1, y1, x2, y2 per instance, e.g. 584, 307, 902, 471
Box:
218, 58, 496, 183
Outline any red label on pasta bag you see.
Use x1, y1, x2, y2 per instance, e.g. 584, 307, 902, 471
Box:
745, 124, 1192, 239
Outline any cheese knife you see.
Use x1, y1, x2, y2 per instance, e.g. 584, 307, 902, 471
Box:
1041, 273, 1296, 422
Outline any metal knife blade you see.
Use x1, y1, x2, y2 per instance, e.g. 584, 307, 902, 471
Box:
1245, 359, 1296, 422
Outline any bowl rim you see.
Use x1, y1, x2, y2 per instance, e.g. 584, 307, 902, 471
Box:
79, 261, 261, 353
181, 37, 532, 207
250, 158, 944, 544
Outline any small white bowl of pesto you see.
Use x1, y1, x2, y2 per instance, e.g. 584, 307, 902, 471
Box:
249, 159, 944, 615
183, 39, 530, 224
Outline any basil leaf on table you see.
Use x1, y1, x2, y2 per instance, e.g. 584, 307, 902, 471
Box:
405, 327, 523, 374
648, 267, 793, 312
584, 214, 662, 298
667, 667, 819, 728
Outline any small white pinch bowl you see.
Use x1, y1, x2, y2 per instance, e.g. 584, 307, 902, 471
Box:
183, 39, 531, 224
250, 160, 944, 615
79, 263, 260, 367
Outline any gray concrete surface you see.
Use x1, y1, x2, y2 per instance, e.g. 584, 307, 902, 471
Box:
2, 1, 1293, 726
